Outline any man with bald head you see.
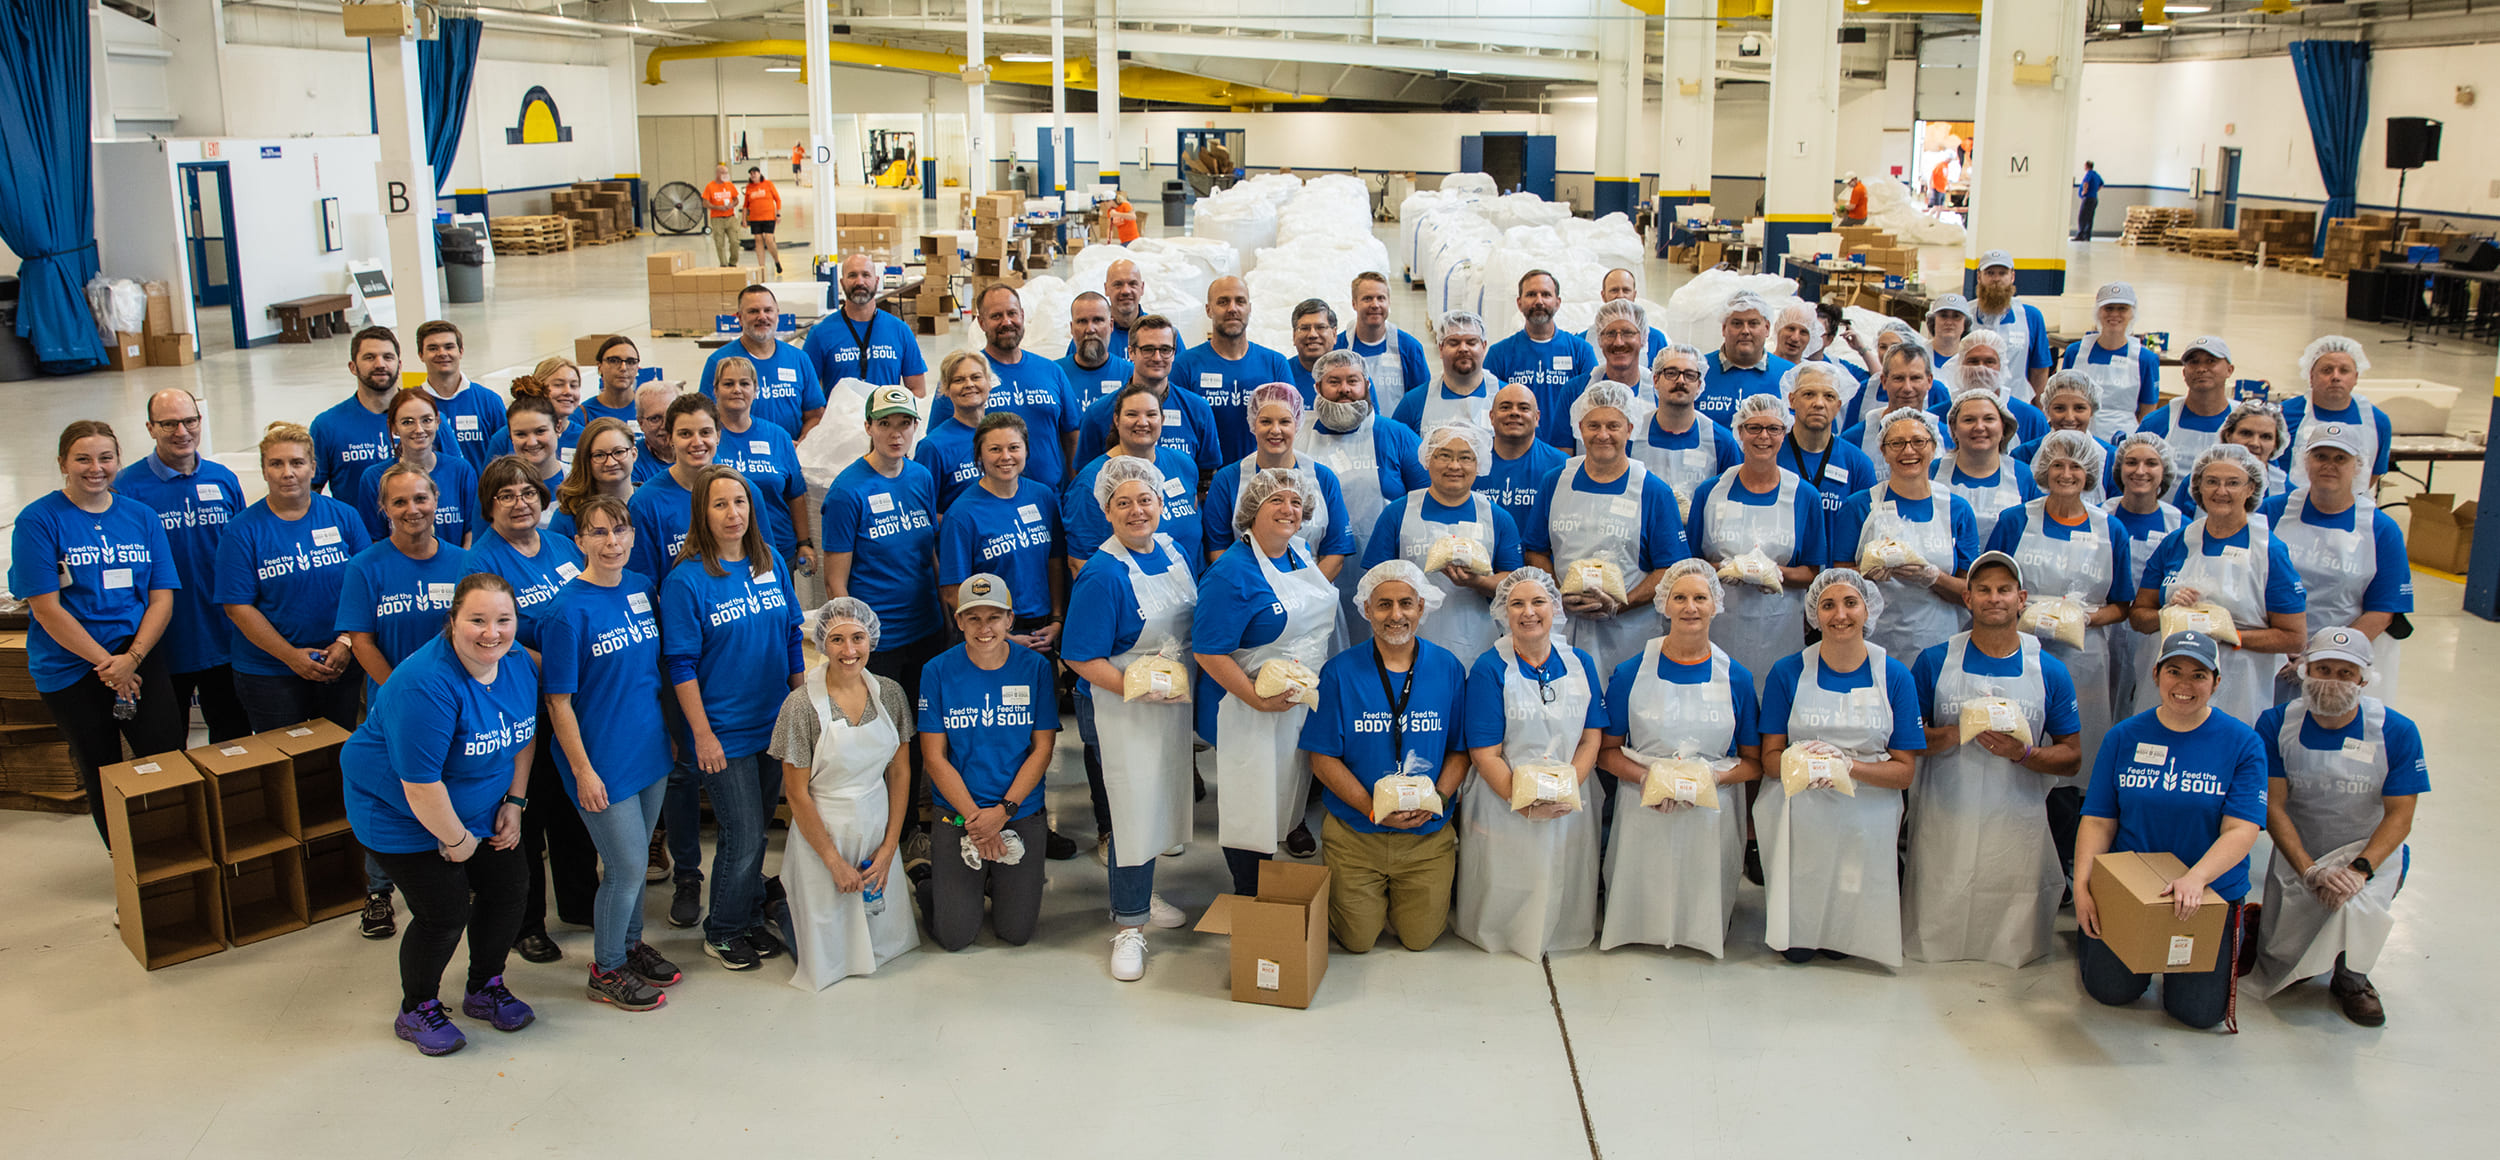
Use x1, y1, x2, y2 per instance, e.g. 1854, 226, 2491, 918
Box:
1057, 291, 1136, 409
1103, 258, 1146, 358
1171, 274, 1296, 464
114, 388, 250, 742
801, 251, 930, 396
1474, 380, 1565, 533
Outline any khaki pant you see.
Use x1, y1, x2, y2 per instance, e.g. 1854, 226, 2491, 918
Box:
709, 215, 740, 266
1321, 813, 1457, 953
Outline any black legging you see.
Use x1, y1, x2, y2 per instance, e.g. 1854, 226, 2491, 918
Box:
369, 843, 527, 1012
39, 640, 185, 843
518, 720, 598, 934
169, 664, 252, 744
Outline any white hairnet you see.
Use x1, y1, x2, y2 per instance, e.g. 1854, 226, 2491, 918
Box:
806, 597, 883, 652
1419, 421, 1491, 476
1803, 566, 1886, 631
1779, 360, 1848, 399
2298, 334, 2371, 384
1945, 386, 2017, 433
2113, 429, 2177, 497
1354, 559, 1445, 615
1092, 454, 1170, 511
1721, 293, 1773, 326
1593, 298, 1647, 334
1875, 405, 1944, 453
1571, 378, 1650, 437
1649, 341, 1707, 376
2039, 369, 2099, 410
1955, 325, 2007, 361
1878, 318, 1919, 341
2034, 428, 2106, 481
1233, 467, 1318, 538
2187, 441, 2266, 514
1730, 392, 1794, 431
1438, 310, 1487, 341
1490, 565, 1566, 627
1654, 557, 1726, 616
1774, 301, 1826, 355
1310, 348, 1365, 380
1247, 381, 1303, 426
2224, 399, 2290, 452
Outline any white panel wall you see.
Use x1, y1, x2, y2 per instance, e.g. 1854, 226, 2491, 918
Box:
467, 58, 632, 191
221, 44, 373, 138
156, 137, 387, 345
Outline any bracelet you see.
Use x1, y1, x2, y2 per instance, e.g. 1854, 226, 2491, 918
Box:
439, 832, 474, 854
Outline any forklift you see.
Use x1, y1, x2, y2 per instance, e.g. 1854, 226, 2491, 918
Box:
866, 130, 920, 189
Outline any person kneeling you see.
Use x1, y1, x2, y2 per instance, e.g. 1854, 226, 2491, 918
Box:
919, 574, 1061, 951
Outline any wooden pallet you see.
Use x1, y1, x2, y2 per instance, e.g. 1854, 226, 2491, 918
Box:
2117, 206, 2195, 247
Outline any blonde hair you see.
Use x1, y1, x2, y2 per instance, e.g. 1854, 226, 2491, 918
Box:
258, 420, 313, 460
937, 349, 990, 393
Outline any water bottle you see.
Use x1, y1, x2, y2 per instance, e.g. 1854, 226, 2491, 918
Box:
857, 858, 885, 917
112, 690, 137, 721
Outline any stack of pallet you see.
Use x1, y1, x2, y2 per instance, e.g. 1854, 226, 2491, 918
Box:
0, 630, 80, 814
553, 181, 638, 245
2170, 228, 2249, 261
2238, 208, 2318, 260
2118, 206, 2194, 246
487, 214, 574, 256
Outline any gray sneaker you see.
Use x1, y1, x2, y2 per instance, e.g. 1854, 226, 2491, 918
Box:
586, 964, 666, 1012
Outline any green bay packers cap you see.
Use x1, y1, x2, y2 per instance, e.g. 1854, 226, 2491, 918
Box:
866, 383, 918, 421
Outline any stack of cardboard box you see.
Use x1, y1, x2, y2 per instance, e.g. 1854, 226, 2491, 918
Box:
2237, 208, 2318, 259
834, 212, 903, 262
915, 233, 960, 336
971, 192, 1027, 299
142, 280, 194, 367
2321, 215, 2416, 275
553, 181, 636, 245
1838, 227, 1911, 277
646, 251, 763, 337
0, 631, 80, 814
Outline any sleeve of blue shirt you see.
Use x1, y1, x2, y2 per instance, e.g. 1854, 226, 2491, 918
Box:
1388, 428, 1430, 494
821, 486, 864, 554
539, 602, 585, 696
658, 569, 702, 674
1202, 469, 1239, 563
626, 493, 664, 582
1521, 465, 1563, 557
895, 316, 928, 377
1059, 564, 1136, 664
1883, 659, 1926, 750
1682, 475, 1718, 556
1829, 491, 1869, 561
1709, 422, 1742, 469
2139, 529, 2186, 599
2040, 652, 2082, 737
2371, 408, 2394, 476
2361, 511, 2413, 613
2025, 306, 2054, 372
1571, 647, 1607, 731
2263, 535, 2308, 614
2105, 527, 2134, 605
795, 351, 827, 414
1188, 400, 1224, 475
1637, 474, 1689, 570
384, 667, 460, 785
2382, 711, 2431, 796
935, 509, 978, 586
1313, 466, 1358, 558
1389, 388, 1427, 432
2224, 726, 2269, 826
1792, 480, 1829, 568
1758, 654, 1804, 738
1948, 494, 1981, 573
1462, 650, 1509, 750
2134, 348, 2162, 410
333, 554, 377, 635
1730, 665, 1763, 749
1602, 655, 1639, 737
1191, 564, 1257, 658
1297, 664, 1350, 757
1911, 643, 1948, 723
1490, 507, 1524, 570
915, 658, 948, 735
1360, 496, 1406, 571
2255, 705, 2287, 780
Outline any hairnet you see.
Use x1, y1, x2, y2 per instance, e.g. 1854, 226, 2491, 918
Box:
1721, 293, 1773, 326
806, 597, 883, 652
1092, 453, 1170, 511
1570, 377, 1649, 437
1730, 392, 1794, 431
2112, 429, 2177, 498
1956, 326, 2008, 361
1593, 298, 1646, 334
1876, 405, 1944, 451
1653, 557, 1726, 616
1878, 318, 1919, 341
1233, 467, 1317, 538
2187, 441, 2266, 514
1247, 381, 1303, 426
1780, 360, 1848, 399
1354, 559, 1445, 615
1803, 567, 1886, 631
1438, 310, 1487, 341
1648, 341, 1707, 376
2034, 428, 2106, 481
1310, 348, 1364, 380
1419, 421, 1491, 476
2039, 369, 2099, 410
2297, 333, 2371, 384
2224, 399, 2289, 452
1774, 301, 1826, 354
1490, 566, 1566, 629
1945, 386, 2016, 434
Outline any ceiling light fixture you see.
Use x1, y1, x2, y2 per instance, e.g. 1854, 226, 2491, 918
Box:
764, 65, 800, 73
1000, 52, 1052, 62
2166, 5, 2210, 12
1557, 95, 1596, 103
1449, 68, 1482, 75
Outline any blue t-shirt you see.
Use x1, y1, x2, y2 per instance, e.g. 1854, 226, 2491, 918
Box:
1520, 462, 1691, 570
1311, 419, 1430, 512
1603, 650, 1763, 750
1484, 331, 1601, 448
341, 635, 538, 854
426, 382, 509, 472
917, 643, 1060, 822
483, 409, 585, 463
536, 572, 672, 802
937, 479, 1062, 620
701, 338, 827, 441
1630, 414, 1743, 476
912, 412, 986, 513
1462, 643, 1607, 749
1060, 534, 1191, 702
2254, 702, 2430, 800
1911, 639, 2083, 737
632, 451, 674, 486
1172, 340, 1300, 465
114, 455, 243, 673
800, 307, 928, 391
625, 467, 767, 583
348, 454, 477, 548
1339, 328, 1433, 416
311, 394, 394, 496
1201, 456, 1360, 566
985, 351, 1081, 488
1064, 448, 1206, 575
2138, 523, 2308, 614
2137, 401, 2232, 446
212, 497, 373, 678
659, 550, 801, 756
1935, 458, 2045, 513
822, 457, 942, 648
2011, 432, 2121, 498
465, 529, 585, 652
717, 419, 810, 562
1189, 540, 1313, 741
1984, 504, 2136, 605
2256, 493, 2413, 615
1698, 352, 1799, 425
1928, 397, 2052, 448
1057, 353, 1136, 412
1478, 440, 1568, 534
2085, 710, 2270, 901
2080, 169, 2105, 198
6, 492, 179, 694
1686, 471, 1828, 571
1757, 649, 1927, 752
1362, 492, 1525, 573
1300, 640, 1470, 835
2277, 396, 2395, 478
1830, 488, 1983, 576
2059, 339, 2164, 416
1388, 380, 1495, 433
1073, 384, 1224, 477
578, 395, 643, 446
1971, 302, 2055, 375
333, 541, 476, 687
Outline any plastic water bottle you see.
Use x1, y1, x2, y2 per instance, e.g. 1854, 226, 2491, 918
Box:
112, 690, 137, 721
857, 858, 885, 917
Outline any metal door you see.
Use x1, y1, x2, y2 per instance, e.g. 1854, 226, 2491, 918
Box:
2217, 147, 2242, 230
178, 161, 247, 350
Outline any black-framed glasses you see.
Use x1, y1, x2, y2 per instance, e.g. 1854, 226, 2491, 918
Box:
588, 447, 634, 463
1655, 369, 1703, 385
152, 416, 203, 432
1132, 344, 1177, 357
601, 356, 641, 368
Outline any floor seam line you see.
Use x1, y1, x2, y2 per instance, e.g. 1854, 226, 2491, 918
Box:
1543, 954, 1603, 1160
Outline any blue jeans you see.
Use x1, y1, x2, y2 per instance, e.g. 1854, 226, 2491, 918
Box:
2080, 900, 2242, 1030
698, 751, 781, 944
576, 778, 668, 970
1107, 833, 1157, 927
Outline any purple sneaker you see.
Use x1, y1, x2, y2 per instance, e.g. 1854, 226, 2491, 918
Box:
393, 1000, 467, 1056
459, 976, 536, 1032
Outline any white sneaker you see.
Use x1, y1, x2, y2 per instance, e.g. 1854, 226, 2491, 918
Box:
1109, 928, 1148, 981
1146, 893, 1187, 929
1091, 834, 1112, 866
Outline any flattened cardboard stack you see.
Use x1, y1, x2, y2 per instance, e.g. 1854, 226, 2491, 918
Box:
647, 250, 762, 337
970, 192, 1028, 300
915, 233, 960, 336
0, 637, 79, 813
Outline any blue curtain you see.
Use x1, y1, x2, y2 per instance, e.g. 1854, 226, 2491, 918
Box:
2288, 39, 2371, 256
418, 16, 482, 193
0, 0, 105, 373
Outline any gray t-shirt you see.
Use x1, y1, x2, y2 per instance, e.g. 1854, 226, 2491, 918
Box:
767, 672, 915, 771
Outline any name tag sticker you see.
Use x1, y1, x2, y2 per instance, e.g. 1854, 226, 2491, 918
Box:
749, 440, 772, 455
868, 492, 896, 513
1826, 466, 1850, 484
626, 592, 652, 613
1161, 477, 1186, 497
311, 526, 342, 546
2341, 738, 2376, 762
1200, 373, 1223, 392
454, 414, 480, 431
2134, 742, 2168, 764
1609, 495, 1640, 519
758, 571, 779, 586
102, 568, 133, 590
777, 367, 798, 382
1876, 500, 1897, 519
1002, 685, 1031, 706
2220, 545, 2249, 563
195, 483, 222, 502
427, 582, 456, 604
1551, 356, 1571, 371
1101, 379, 1121, 395
555, 562, 581, 582
1162, 408, 1182, 427
1017, 503, 1043, 524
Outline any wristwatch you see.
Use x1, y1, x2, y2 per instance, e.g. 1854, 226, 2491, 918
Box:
2350, 856, 2375, 880
501, 793, 530, 810
795, 537, 816, 549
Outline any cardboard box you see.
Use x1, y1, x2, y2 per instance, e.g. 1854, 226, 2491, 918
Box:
2086, 851, 2230, 974
2407, 493, 2476, 573
224, 850, 309, 945
341, 2, 414, 38
260, 719, 353, 839
302, 830, 369, 923
146, 334, 195, 366
646, 251, 693, 278
575, 333, 620, 366
0, 632, 34, 699
106, 331, 146, 371
1193, 860, 1332, 1009
104, 751, 216, 885
1694, 240, 1726, 269
142, 281, 175, 338
116, 866, 226, 969
186, 738, 302, 864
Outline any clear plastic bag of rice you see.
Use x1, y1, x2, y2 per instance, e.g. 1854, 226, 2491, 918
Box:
2019, 593, 2091, 650
1253, 658, 1322, 708
1560, 558, 1629, 605
1423, 533, 1493, 575
1779, 744, 1857, 797
1122, 643, 1191, 703
1955, 696, 2036, 746
2159, 602, 2243, 646
1370, 773, 1445, 822
1640, 754, 1720, 811
1717, 547, 1784, 594
1505, 760, 1583, 813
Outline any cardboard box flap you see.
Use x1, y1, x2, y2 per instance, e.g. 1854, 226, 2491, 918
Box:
186, 737, 285, 776
1256, 858, 1331, 903
104, 751, 202, 796
2096, 850, 2188, 902
261, 719, 352, 755
1193, 893, 1249, 936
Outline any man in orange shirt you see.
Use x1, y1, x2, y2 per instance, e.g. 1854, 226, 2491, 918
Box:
1839, 171, 1868, 227
744, 166, 783, 278
703, 163, 742, 266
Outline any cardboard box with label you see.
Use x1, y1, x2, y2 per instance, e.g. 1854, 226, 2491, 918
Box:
260, 719, 354, 839
186, 738, 302, 864
2086, 850, 2229, 974
2407, 493, 2476, 573
1192, 861, 1332, 1009
106, 331, 146, 371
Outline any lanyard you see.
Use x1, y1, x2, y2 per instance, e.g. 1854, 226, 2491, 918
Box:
1786, 433, 1833, 489
1371, 642, 1415, 771
841, 308, 874, 359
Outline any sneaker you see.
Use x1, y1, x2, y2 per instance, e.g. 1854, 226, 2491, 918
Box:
513, 931, 562, 964
586, 964, 667, 1012
902, 830, 933, 879
1284, 823, 1317, 858
1109, 928, 1148, 982
459, 976, 535, 1032
360, 891, 396, 939
1046, 829, 1080, 861
744, 923, 788, 960
625, 941, 682, 987
1744, 839, 1765, 887
704, 934, 761, 971
1146, 894, 1187, 930
645, 829, 671, 883
393, 1000, 466, 1056
668, 877, 703, 928
1091, 833, 1113, 866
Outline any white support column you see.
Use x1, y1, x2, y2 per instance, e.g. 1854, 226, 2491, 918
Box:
365, 31, 441, 327
1593, 15, 1634, 219
966, 0, 987, 197
1096, 3, 1121, 188
924, 78, 939, 200
1050, 0, 1067, 193
1656, 0, 1715, 254
1968, 0, 2088, 297
1762, 0, 1841, 262
804, 0, 838, 265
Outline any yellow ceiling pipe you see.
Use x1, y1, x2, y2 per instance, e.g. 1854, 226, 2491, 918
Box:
643, 39, 1323, 106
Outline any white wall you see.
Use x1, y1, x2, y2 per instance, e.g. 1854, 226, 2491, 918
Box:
92, 141, 192, 333
156, 137, 387, 345
223, 44, 373, 138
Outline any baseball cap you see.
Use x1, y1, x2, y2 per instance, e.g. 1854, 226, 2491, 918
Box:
2303, 421, 2365, 459
1929, 292, 1975, 320
2303, 625, 2374, 668
2156, 630, 2222, 673
864, 383, 919, 422
2095, 282, 2138, 308
1967, 549, 2023, 587
2180, 335, 2232, 362
1978, 249, 2015, 272
955, 573, 1014, 615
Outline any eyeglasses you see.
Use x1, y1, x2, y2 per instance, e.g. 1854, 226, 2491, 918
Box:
1655, 369, 1703, 385
492, 488, 540, 507
1535, 679, 1557, 705
152, 416, 203, 432
588, 447, 634, 463
1737, 424, 1786, 437
601, 356, 642, 368
1132, 344, 1177, 357
578, 525, 626, 540
1882, 438, 1937, 452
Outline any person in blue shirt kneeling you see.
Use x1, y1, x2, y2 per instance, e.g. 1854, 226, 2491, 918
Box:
919, 573, 1062, 951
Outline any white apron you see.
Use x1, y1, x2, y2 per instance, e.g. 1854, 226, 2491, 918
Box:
1901, 634, 2061, 968
1095, 535, 1197, 867
1754, 643, 1907, 968
1215, 539, 1338, 852
1299, 417, 1389, 650
1357, 337, 1410, 419
1416, 381, 1496, 433
1938, 459, 2027, 545
784, 669, 919, 991
1397, 493, 1501, 666
2077, 340, 2147, 440
1452, 639, 1600, 960
1631, 414, 1723, 521
1974, 305, 2036, 404
2105, 500, 2184, 721
1546, 457, 1663, 679
2258, 698, 2405, 995
2287, 400, 2384, 491
2273, 490, 2402, 704
1860, 483, 1959, 664
2170, 515, 2280, 726
2007, 498, 2118, 784
1600, 640, 1747, 956
2156, 402, 2226, 481
1702, 466, 1805, 694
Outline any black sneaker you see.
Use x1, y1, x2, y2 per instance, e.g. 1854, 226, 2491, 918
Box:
744, 923, 788, 960
668, 877, 703, 928
645, 828, 671, 883
1045, 829, 1080, 861
513, 931, 562, 964
1743, 839, 1764, 886
703, 933, 761, 971
1284, 823, 1317, 858
625, 940, 682, 987
360, 891, 397, 939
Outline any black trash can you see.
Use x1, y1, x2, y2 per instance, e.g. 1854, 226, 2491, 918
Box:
1161, 180, 1188, 232
437, 226, 486, 304
0, 275, 39, 381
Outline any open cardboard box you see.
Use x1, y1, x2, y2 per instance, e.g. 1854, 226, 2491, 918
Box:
224, 850, 309, 945
103, 752, 215, 885
302, 830, 370, 923
2407, 493, 2476, 573
186, 737, 302, 864
260, 720, 354, 839
1193, 860, 1332, 1009
115, 867, 225, 970
2087, 851, 2229, 974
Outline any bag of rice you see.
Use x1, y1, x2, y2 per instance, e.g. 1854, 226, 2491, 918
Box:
1640, 755, 1720, 811
2159, 602, 2243, 646
1253, 658, 1322, 708
2019, 594, 2090, 649
1423, 534, 1493, 575
1955, 696, 2035, 746
1779, 745, 1857, 797
1559, 557, 1629, 605
1505, 760, 1583, 813
1717, 547, 1784, 593
1121, 643, 1191, 703
1857, 536, 1928, 573
1370, 774, 1445, 823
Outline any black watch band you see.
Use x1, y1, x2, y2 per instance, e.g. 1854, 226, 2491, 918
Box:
501, 793, 530, 810
2351, 856, 2375, 880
